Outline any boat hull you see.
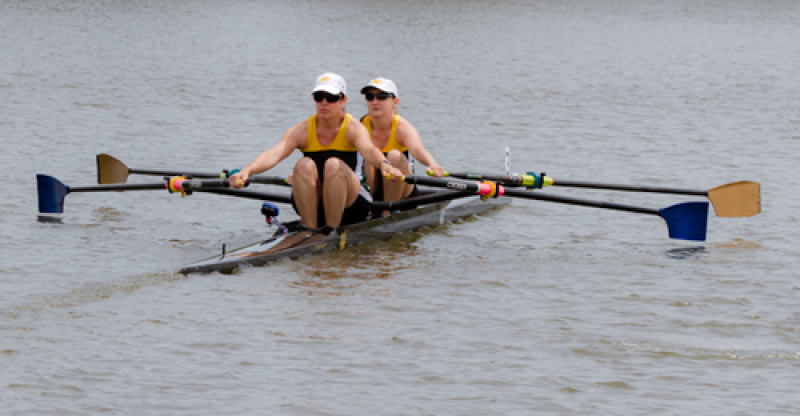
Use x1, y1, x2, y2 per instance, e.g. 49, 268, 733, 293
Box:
180, 195, 510, 274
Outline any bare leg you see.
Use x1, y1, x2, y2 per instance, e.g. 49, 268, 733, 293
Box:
292, 157, 321, 229
381, 150, 414, 202
322, 158, 361, 228
365, 161, 377, 197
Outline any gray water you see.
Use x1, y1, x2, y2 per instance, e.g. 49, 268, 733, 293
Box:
2, 0, 799, 414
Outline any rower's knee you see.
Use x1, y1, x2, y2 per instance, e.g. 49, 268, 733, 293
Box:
386, 150, 407, 166
386, 150, 411, 174
323, 158, 347, 180
294, 157, 318, 183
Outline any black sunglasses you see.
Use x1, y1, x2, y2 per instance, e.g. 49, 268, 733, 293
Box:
364, 92, 394, 101
313, 92, 343, 103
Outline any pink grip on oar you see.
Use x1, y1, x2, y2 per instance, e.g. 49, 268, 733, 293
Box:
167, 177, 187, 192
477, 183, 493, 195
476, 182, 504, 197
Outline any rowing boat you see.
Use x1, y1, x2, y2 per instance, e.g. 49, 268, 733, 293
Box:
179, 192, 510, 274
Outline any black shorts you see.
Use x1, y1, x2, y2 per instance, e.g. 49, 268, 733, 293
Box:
290, 189, 373, 228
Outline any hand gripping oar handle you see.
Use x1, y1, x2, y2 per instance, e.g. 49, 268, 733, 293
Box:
397, 174, 708, 241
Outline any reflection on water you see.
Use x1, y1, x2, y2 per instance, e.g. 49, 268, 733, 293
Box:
713, 238, 762, 250
36, 214, 63, 224
665, 246, 708, 259
291, 236, 423, 289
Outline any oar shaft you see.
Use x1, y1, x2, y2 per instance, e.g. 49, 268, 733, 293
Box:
199, 188, 292, 203
552, 180, 708, 196
69, 183, 166, 192
71, 178, 238, 193
373, 190, 473, 212
129, 168, 222, 178
501, 188, 661, 216
131, 168, 290, 187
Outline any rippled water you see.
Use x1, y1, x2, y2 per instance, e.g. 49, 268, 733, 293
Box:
2, 0, 799, 414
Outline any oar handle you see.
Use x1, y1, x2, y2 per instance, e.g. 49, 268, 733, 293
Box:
167, 177, 246, 193
431, 170, 554, 189
247, 176, 290, 186
396, 175, 499, 196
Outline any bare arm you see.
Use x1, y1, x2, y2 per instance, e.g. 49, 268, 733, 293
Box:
348, 120, 404, 180
397, 120, 445, 177
229, 123, 303, 187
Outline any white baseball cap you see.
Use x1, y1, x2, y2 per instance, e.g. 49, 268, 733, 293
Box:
361, 78, 399, 98
311, 72, 347, 96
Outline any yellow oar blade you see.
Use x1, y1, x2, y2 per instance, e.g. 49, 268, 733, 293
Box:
96, 153, 130, 184
707, 181, 761, 217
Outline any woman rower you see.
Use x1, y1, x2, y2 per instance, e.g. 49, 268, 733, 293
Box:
359, 78, 445, 204
229, 73, 403, 232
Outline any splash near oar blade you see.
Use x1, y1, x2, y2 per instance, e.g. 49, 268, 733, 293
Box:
37, 174, 69, 214
707, 181, 760, 218
659, 201, 709, 241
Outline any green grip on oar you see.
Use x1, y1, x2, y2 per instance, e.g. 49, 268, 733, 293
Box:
523, 172, 553, 189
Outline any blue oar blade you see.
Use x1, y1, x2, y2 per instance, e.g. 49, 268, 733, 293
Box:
37, 174, 69, 214
660, 201, 708, 241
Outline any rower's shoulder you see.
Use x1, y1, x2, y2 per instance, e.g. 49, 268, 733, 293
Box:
346, 113, 368, 133
283, 118, 310, 146
288, 118, 310, 134
395, 115, 419, 137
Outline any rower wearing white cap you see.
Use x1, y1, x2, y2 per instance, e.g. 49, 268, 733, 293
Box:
230, 73, 403, 232
360, 78, 445, 204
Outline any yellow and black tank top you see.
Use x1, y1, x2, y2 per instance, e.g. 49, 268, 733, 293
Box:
300, 113, 363, 180
361, 114, 414, 178
362, 114, 409, 157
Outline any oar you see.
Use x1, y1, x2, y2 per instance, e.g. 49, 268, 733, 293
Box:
401, 175, 708, 241
36, 174, 291, 215
96, 153, 290, 187
439, 170, 760, 218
